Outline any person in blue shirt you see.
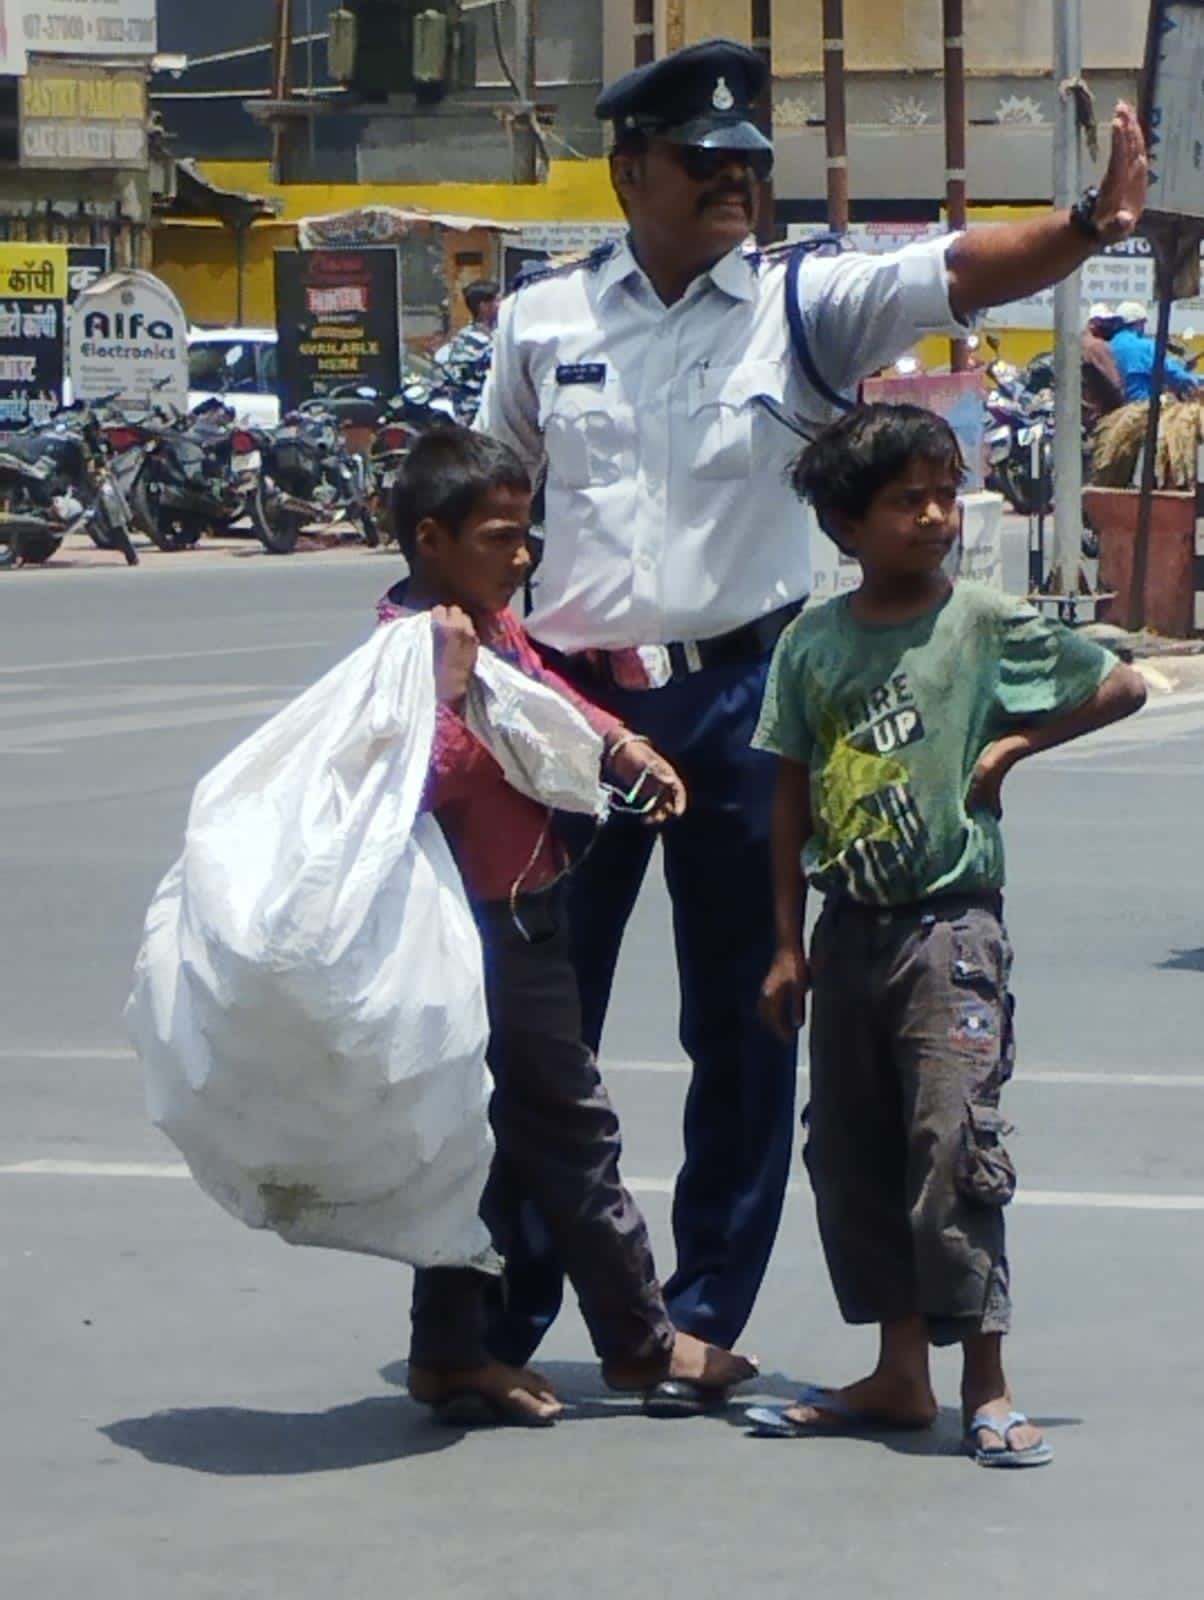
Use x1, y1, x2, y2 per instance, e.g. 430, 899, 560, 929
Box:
1108, 300, 1202, 401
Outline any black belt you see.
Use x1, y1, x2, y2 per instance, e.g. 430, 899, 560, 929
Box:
571, 601, 804, 691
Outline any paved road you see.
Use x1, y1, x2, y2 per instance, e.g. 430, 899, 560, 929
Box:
3, 554, 1203, 1599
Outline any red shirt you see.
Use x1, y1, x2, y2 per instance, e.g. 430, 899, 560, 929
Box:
377, 585, 622, 902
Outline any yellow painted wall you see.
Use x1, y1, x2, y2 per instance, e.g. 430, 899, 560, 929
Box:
154, 157, 624, 329
686, 0, 1144, 73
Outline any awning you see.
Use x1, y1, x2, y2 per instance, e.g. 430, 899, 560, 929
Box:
158, 157, 283, 229
297, 204, 519, 248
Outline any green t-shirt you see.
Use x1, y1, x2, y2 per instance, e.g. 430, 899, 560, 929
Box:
753, 581, 1116, 905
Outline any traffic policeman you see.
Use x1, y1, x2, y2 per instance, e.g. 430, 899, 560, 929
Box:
477, 38, 1147, 1414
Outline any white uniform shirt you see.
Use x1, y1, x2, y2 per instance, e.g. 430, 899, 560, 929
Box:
477, 233, 968, 653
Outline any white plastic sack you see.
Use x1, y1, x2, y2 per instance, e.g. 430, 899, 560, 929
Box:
125, 612, 608, 1268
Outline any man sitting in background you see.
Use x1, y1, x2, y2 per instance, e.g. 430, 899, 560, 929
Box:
1108, 300, 1202, 402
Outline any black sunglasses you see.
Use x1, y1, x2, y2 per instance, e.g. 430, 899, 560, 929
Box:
674, 145, 774, 183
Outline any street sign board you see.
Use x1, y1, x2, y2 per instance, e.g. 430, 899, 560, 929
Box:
1142, 0, 1204, 221
19, 0, 157, 57
275, 248, 404, 412
69, 270, 189, 413
0, 243, 68, 432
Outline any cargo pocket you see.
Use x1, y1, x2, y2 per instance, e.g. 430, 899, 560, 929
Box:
954, 1101, 1016, 1208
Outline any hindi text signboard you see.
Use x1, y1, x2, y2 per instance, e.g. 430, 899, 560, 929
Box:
0, 243, 68, 432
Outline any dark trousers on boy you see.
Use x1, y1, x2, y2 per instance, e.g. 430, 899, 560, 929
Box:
409, 886, 674, 1371
805, 893, 1016, 1346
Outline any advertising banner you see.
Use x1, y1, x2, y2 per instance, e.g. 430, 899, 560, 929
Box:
19, 0, 157, 57
787, 223, 1204, 336
69, 270, 189, 413
0, 1, 29, 74
0, 243, 68, 431
21, 61, 148, 169
275, 248, 403, 412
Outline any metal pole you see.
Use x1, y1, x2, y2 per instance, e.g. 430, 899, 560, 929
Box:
751, 0, 775, 243
1050, 0, 1084, 597
1131, 256, 1175, 630
514, 0, 533, 99
943, 0, 968, 371
822, 0, 849, 234
634, 0, 655, 68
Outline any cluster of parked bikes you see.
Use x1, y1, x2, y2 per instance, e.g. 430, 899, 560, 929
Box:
0, 368, 468, 570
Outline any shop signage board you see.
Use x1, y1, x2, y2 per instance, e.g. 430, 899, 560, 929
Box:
19, 0, 157, 57
69, 270, 189, 413
275, 248, 404, 412
0, 243, 69, 431
1144, 0, 1204, 222
0, 3, 29, 74
20, 61, 148, 169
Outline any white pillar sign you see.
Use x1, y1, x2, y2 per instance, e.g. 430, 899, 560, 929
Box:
69, 271, 189, 414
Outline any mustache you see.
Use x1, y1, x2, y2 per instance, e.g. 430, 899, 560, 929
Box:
698, 184, 754, 213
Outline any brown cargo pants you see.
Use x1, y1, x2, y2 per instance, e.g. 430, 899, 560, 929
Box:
805, 892, 1017, 1347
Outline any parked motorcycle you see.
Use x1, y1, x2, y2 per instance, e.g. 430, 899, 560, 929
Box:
110, 397, 245, 552
247, 400, 379, 556
5, 396, 140, 566
985, 356, 1055, 519
0, 449, 76, 568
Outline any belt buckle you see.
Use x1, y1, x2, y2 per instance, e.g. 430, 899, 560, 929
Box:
610, 644, 673, 691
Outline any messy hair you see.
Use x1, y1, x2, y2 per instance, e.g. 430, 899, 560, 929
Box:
792, 403, 966, 549
391, 425, 530, 561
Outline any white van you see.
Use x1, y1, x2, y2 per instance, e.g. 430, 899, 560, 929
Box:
187, 328, 281, 427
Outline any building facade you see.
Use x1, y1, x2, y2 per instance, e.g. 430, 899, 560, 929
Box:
0, 1, 161, 262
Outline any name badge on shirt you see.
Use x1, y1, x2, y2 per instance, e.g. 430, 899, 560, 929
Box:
555, 362, 607, 387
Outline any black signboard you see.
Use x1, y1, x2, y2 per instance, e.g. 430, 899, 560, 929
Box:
274, 247, 403, 412
67, 245, 111, 307
0, 298, 64, 432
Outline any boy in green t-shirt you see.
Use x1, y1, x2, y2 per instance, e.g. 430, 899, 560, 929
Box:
748, 404, 1146, 1468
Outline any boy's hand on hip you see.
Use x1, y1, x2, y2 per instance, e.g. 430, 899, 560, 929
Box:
607, 737, 688, 824
432, 605, 479, 704
759, 946, 810, 1042
967, 735, 1026, 818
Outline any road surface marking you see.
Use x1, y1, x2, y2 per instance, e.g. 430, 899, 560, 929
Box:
0, 641, 330, 677
6, 1049, 1204, 1089
2, 1158, 1204, 1211
0, 697, 287, 750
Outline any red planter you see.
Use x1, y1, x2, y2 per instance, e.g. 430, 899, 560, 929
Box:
1081, 487, 1198, 637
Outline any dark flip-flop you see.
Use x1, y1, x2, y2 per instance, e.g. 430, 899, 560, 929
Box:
431, 1389, 558, 1429
641, 1379, 732, 1418
746, 1384, 932, 1439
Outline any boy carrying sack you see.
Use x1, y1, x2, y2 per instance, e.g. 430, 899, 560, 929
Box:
380, 426, 757, 1426
749, 404, 1146, 1467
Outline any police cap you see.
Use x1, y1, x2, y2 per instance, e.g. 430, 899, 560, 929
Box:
596, 38, 772, 155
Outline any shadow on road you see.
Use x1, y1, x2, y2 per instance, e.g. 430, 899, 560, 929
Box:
100, 1395, 457, 1476
1159, 948, 1204, 973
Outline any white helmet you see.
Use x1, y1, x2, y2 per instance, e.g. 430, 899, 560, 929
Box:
1116, 300, 1148, 327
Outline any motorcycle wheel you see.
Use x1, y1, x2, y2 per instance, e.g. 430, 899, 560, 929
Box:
251, 482, 304, 555
138, 475, 205, 552
359, 505, 380, 548
13, 527, 62, 565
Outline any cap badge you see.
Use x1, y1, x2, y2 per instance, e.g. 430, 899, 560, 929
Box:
712, 76, 735, 112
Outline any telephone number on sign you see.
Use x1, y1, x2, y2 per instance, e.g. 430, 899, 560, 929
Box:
24, 14, 156, 44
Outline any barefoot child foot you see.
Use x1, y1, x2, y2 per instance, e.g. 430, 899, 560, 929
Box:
408, 1360, 563, 1428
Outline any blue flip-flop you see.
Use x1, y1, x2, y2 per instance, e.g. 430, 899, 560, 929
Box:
965, 1410, 1052, 1468
746, 1384, 929, 1439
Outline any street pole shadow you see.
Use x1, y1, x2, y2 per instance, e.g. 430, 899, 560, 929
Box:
100, 1395, 458, 1477
1158, 948, 1204, 973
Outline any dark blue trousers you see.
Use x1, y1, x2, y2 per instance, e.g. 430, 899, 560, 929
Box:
485, 654, 798, 1359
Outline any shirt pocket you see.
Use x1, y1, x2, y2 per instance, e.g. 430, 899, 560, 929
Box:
684, 358, 787, 481
538, 374, 632, 491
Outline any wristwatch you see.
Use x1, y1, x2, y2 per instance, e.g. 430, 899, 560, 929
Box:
1069, 186, 1103, 244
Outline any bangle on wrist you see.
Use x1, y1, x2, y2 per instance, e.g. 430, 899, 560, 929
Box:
606, 730, 650, 761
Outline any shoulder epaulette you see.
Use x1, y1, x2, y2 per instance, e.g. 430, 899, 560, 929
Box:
749, 233, 851, 273
510, 239, 620, 293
